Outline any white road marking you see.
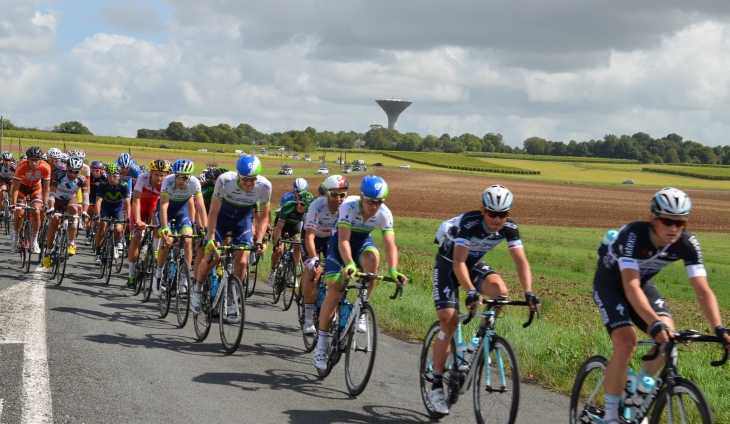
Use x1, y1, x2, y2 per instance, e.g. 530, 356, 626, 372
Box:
0, 398, 4, 421
0, 265, 53, 423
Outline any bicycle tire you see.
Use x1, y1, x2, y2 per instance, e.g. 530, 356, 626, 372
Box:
569, 355, 608, 424
282, 258, 296, 311
175, 262, 191, 328
24, 224, 32, 274
56, 232, 69, 286
649, 377, 712, 424
133, 247, 146, 296
104, 236, 114, 285
194, 275, 213, 341
219, 274, 245, 354
158, 258, 173, 318
246, 251, 258, 297
141, 250, 154, 302
3, 201, 9, 235
48, 233, 59, 280
299, 277, 317, 353
19, 235, 27, 270
419, 321, 460, 419
317, 309, 340, 379
36, 219, 47, 265
272, 262, 283, 304
473, 335, 520, 424
98, 239, 106, 279
345, 302, 378, 396
114, 238, 124, 274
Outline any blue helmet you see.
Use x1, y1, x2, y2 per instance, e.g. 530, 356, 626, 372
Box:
118, 153, 133, 168
171, 159, 195, 175
236, 154, 262, 176
293, 178, 308, 192
360, 175, 388, 199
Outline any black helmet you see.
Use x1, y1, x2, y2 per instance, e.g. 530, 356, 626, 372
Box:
25, 146, 43, 159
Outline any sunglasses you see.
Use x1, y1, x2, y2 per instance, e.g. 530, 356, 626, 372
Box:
67, 169, 80, 174
363, 196, 384, 206
485, 210, 510, 219
654, 215, 687, 228
108, 173, 121, 177
176, 175, 190, 181
328, 191, 347, 199
240, 176, 257, 182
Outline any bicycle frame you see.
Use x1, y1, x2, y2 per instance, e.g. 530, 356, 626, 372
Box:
208, 245, 252, 316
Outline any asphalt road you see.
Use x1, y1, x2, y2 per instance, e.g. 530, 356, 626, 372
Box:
0, 236, 569, 424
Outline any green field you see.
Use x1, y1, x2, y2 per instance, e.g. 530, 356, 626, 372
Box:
643, 166, 730, 180
469, 151, 641, 164
382, 151, 539, 174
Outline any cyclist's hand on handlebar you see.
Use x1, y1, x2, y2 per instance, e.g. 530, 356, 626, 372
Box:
46, 207, 55, 217
715, 326, 730, 348
389, 267, 408, 285
82, 211, 89, 221
465, 289, 482, 311
649, 320, 671, 345
342, 260, 357, 278
525, 291, 540, 312
255, 241, 265, 254
204, 238, 216, 254
136, 220, 146, 231
305, 257, 319, 271
158, 226, 171, 237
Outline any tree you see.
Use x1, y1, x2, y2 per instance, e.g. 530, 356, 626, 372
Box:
293, 131, 315, 152
318, 131, 336, 148
165, 121, 187, 141
523, 137, 548, 155
53, 121, 92, 135
1, 119, 16, 130
663, 148, 680, 163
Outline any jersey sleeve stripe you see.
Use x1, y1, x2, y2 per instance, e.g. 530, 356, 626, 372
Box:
618, 257, 640, 272
686, 264, 707, 278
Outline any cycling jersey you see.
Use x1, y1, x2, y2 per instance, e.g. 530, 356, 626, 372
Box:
280, 190, 297, 206
278, 200, 307, 225
89, 171, 107, 203
50, 162, 66, 181
97, 180, 131, 205
212, 172, 272, 219
134, 172, 162, 208
13, 159, 52, 187
0, 163, 16, 185
117, 162, 141, 183
201, 180, 215, 212
50, 171, 87, 202
597, 221, 705, 284
304, 196, 338, 238
436, 211, 523, 267
158, 174, 201, 217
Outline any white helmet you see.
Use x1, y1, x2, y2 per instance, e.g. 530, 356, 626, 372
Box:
68, 156, 83, 170
652, 187, 691, 216
47, 148, 63, 159
293, 178, 309, 192
482, 185, 513, 212
323, 175, 349, 190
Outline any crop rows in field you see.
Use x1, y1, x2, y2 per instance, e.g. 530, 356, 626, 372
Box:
642, 166, 730, 180
382, 152, 540, 174
468, 152, 640, 164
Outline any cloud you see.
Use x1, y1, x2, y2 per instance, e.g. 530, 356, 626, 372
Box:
100, 0, 163, 33
0, 1, 57, 54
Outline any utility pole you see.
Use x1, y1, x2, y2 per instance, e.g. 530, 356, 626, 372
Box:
1, 116, 4, 153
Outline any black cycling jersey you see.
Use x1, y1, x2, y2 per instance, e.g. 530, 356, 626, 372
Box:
597, 221, 705, 286
437, 211, 523, 267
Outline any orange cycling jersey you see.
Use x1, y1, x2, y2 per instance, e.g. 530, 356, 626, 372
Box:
13, 159, 51, 187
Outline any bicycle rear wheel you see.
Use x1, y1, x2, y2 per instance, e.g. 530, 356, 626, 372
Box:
158, 260, 173, 318
194, 276, 213, 341
419, 321, 459, 419
56, 232, 69, 286
219, 275, 245, 354
473, 335, 520, 424
569, 355, 608, 424
344, 302, 378, 396
282, 258, 296, 311
24, 225, 32, 274
133, 249, 145, 296
115, 238, 124, 274
272, 265, 283, 304
175, 263, 191, 328
104, 237, 114, 285
36, 219, 48, 265
141, 251, 154, 302
649, 377, 712, 424
246, 251, 258, 298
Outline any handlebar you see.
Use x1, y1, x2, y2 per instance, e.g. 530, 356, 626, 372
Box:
461, 297, 539, 328
206, 244, 255, 264
641, 330, 729, 366
342, 271, 405, 299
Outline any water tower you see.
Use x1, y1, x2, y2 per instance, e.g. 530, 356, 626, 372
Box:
376, 99, 412, 130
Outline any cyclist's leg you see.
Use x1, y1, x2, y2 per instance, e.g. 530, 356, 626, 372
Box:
302, 238, 327, 307
292, 223, 303, 268
29, 190, 43, 248
633, 282, 674, 377
14, 187, 29, 232
355, 235, 380, 294
319, 236, 347, 334
229, 218, 252, 282
46, 214, 60, 251
66, 198, 79, 247
432, 256, 460, 378
153, 211, 173, 276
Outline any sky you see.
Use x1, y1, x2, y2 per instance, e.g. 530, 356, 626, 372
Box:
3, 0, 730, 147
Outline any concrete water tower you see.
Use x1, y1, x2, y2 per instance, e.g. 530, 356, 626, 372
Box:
376, 99, 412, 130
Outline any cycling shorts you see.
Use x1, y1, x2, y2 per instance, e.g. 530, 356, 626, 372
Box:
53, 197, 78, 213
0, 176, 12, 188
131, 200, 159, 230
214, 215, 252, 247
155, 209, 192, 234
280, 222, 302, 241
99, 202, 125, 222
592, 266, 672, 335
323, 233, 378, 282
302, 236, 329, 262
433, 255, 497, 310
16, 183, 42, 206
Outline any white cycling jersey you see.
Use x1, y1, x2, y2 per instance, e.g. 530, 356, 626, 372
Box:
212, 172, 272, 219
304, 196, 338, 238
336, 195, 394, 235
159, 174, 201, 216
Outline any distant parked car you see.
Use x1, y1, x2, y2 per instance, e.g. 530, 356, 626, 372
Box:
399, 164, 411, 169
352, 165, 362, 172
216, 149, 225, 153
304, 156, 312, 161
160, 144, 172, 149
316, 166, 329, 175
373, 162, 384, 167
293, 155, 300, 160
197, 148, 208, 152
279, 165, 293, 175
343, 165, 352, 174
622, 179, 635, 184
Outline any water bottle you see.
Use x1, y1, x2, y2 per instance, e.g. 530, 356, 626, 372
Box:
339, 301, 352, 328
216, 262, 224, 277
629, 374, 655, 407
167, 255, 175, 281
316, 285, 326, 308
456, 340, 469, 371
462, 337, 480, 370
623, 369, 638, 407
211, 274, 220, 298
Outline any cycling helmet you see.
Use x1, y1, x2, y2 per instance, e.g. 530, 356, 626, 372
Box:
323, 175, 348, 190
91, 160, 104, 170
205, 167, 227, 181
47, 148, 63, 159
60, 153, 69, 163
68, 156, 83, 170
292, 178, 309, 192
139, 165, 148, 173
118, 153, 133, 168
149, 159, 170, 173
482, 185, 513, 212
171, 159, 194, 175
68, 149, 85, 159
318, 182, 326, 196
164, 160, 172, 172
25, 146, 43, 159
42, 154, 48, 161
236, 154, 262, 176
20, 155, 27, 160
360, 175, 388, 199
298, 190, 315, 209
651, 187, 691, 216
1, 151, 13, 161
106, 163, 120, 174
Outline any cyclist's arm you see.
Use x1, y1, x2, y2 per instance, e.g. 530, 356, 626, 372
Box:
131, 190, 142, 225
452, 245, 477, 292
187, 196, 196, 225
9, 179, 18, 205
158, 196, 170, 229
80, 181, 90, 214
509, 247, 533, 294
304, 228, 317, 258
95, 197, 103, 216
123, 197, 131, 224
688, 275, 727, 337
193, 193, 207, 228
206, 197, 222, 240
382, 231, 399, 272
273, 219, 285, 244
42, 179, 50, 207
621, 268, 663, 330
256, 203, 270, 244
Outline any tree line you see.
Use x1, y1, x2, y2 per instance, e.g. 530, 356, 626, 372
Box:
2, 119, 93, 135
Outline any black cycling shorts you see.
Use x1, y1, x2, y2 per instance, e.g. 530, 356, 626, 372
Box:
433, 255, 497, 311
592, 266, 672, 335
280, 222, 302, 241
302, 236, 329, 262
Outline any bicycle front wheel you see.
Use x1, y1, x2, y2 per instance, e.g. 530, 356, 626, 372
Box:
158, 261, 173, 318
193, 276, 212, 341
115, 240, 124, 274
473, 335, 520, 424
317, 309, 341, 379
569, 355, 608, 424
56, 233, 69, 286
36, 220, 47, 265
419, 320, 459, 419
282, 258, 296, 311
344, 302, 378, 396
246, 251, 258, 298
219, 275, 245, 354
104, 238, 114, 285
272, 266, 283, 304
175, 263, 190, 328
649, 377, 712, 424
141, 249, 154, 302
24, 225, 32, 274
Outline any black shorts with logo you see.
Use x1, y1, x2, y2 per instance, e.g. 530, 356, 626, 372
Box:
302, 236, 329, 262
592, 266, 672, 335
433, 254, 497, 310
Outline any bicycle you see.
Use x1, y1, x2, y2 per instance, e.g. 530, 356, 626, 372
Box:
85, 210, 97, 249
419, 296, 538, 423
1, 188, 11, 235
97, 218, 125, 285
132, 223, 157, 301
193, 244, 249, 353
37, 215, 49, 265
48, 211, 80, 286
17, 205, 42, 274
271, 236, 301, 310
317, 271, 404, 396
156, 230, 198, 327
570, 330, 728, 424
298, 249, 327, 353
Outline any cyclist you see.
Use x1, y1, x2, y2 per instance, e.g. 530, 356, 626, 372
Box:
194, 155, 271, 319
592, 187, 730, 424
267, 189, 314, 287
427, 184, 540, 414
117, 153, 141, 186
47, 148, 65, 178
68, 150, 90, 232
151, 159, 207, 300
10, 146, 51, 254
301, 175, 348, 335
201, 167, 228, 212
0, 151, 16, 220
84, 161, 106, 243
43, 156, 89, 266
126, 159, 169, 289
313, 175, 407, 370
280, 178, 309, 206
93, 163, 131, 266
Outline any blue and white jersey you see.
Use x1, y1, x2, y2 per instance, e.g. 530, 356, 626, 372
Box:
0, 163, 15, 180
117, 161, 141, 183
304, 196, 338, 238
159, 174, 202, 216
280, 191, 297, 206
436, 211, 523, 266
50, 171, 87, 201
334, 195, 393, 241
212, 171, 272, 219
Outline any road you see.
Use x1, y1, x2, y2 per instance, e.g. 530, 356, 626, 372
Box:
0, 238, 569, 423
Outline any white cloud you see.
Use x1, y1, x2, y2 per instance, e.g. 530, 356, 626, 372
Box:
0, 2, 57, 54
